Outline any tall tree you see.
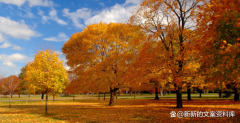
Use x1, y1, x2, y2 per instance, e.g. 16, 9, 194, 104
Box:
195, 0, 240, 101
129, 0, 205, 108
25, 49, 69, 113
62, 22, 144, 106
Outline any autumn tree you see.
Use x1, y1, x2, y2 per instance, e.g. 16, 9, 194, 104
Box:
25, 49, 69, 113
1, 75, 20, 108
62, 22, 144, 106
195, 0, 240, 101
129, 0, 206, 108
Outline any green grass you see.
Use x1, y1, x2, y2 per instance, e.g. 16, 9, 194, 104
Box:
0, 93, 234, 101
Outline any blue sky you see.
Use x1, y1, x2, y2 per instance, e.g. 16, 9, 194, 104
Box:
0, 0, 142, 77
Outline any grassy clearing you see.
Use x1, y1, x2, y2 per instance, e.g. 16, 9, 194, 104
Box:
0, 93, 234, 101
0, 98, 239, 123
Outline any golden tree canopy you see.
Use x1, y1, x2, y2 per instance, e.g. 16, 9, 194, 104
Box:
25, 50, 69, 95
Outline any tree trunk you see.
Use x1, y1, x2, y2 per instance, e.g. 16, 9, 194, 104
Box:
234, 88, 239, 102
176, 86, 183, 108
134, 91, 136, 99
187, 86, 191, 101
109, 87, 118, 106
45, 92, 48, 114
26, 93, 28, 104
104, 93, 105, 101
130, 91, 132, 96
169, 90, 171, 95
42, 93, 44, 99
155, 87, 159, 100
140, 92, 142, 95
9, 91, 12, 108
160, 89, 163, 96
219, 91, 222, 98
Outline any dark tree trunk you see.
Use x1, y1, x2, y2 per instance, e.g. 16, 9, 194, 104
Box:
199, 92, 202, 98
134, 91, 136, 99
42, 93, 44, 99
187, 86, 191, 101
176, 86, 183, 108
140, 92, 142, 95
234, 88, 239, 102
130, 91, 132, 96
219, 91, 222, 98
109, 87, 119, 106
104, 93, 105, 101
11, 94, 13, 98
169, 91, 171, 95
155, 87, 159, 100
45, 92, 48, 114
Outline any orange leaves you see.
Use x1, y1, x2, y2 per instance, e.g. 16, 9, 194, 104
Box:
0, 75, 20, 94
62, 22, 145, 94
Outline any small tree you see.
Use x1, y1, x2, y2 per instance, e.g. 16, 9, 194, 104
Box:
1, 75, 20, 108
25, 49, 69, 114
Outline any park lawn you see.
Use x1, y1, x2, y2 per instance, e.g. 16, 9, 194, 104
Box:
0, 99, 240, 123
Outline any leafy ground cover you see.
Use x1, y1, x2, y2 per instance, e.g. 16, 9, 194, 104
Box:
0, 99, 239, 123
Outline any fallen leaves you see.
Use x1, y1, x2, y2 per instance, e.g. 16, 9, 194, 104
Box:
0, 99, 239, 122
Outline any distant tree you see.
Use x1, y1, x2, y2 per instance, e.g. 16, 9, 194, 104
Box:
1, 75, 20, 108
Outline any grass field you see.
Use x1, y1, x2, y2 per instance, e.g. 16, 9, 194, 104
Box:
0, 93, 234, 101
0, 95, 239, 123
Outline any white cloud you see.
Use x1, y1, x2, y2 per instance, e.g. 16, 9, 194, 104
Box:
0, 33, 22, 50
0, 0, 53, 7
59, 57, 69, 71
43, 32, 69, 42
38, 8, 67, 25
0, 53, 32, 68
0, 33, 4, 43
0, 42, 11, 48
27, 0, 53, 7
49, 8, 67, 25
124, 0, 142, 5
12, 45, 22, 50
85, 4, 136, 25
3, 61, 16, 67
99, 2, 104, 7
23, 10, 35, 18
0, 16, 38, 40
0, 0, 26, 7
54, 51, 62, 55
63, 8, 91, 28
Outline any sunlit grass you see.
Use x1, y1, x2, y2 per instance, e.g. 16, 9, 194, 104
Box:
0, 99, 239, 123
